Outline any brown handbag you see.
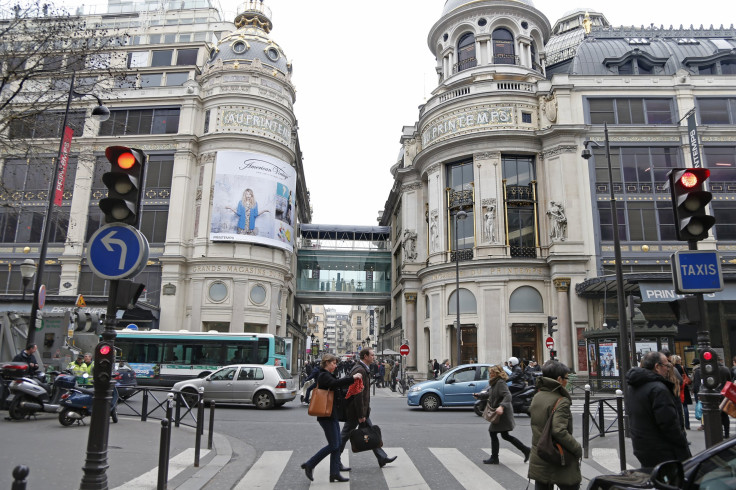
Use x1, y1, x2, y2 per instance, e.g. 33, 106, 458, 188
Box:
307, 384, 334, 417
483, 402, 502, 424
537, 398, 576, 466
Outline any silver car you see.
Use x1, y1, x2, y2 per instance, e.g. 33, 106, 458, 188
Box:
172, 364, 296, 409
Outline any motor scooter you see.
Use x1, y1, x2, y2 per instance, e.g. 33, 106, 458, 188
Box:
58, 376, 119, 426
300, 378, 314, 404
473, 378, 538, 416
6, 366, 77, 420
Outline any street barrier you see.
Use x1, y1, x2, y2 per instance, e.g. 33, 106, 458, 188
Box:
582, 385, 627, 471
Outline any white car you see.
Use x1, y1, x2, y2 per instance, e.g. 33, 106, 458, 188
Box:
172, 364, 296, 409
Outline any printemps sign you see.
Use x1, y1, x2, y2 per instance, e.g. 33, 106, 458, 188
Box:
422, 105, 514, 146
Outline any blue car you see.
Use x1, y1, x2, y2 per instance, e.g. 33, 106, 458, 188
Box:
407, 364, 492, 411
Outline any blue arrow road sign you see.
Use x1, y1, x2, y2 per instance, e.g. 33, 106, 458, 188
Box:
87, 224, 149, 280
672, 250, 724, 294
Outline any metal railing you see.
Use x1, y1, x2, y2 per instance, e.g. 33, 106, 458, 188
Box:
581, 386, 627, 471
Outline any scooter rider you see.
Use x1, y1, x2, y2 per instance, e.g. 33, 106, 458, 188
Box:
13, 344, 39, 374
507, 357, 525, 385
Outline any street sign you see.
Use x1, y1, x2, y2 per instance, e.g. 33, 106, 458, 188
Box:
38, 284, 46, 309
87, 223, 149, 280
76, 294, 86, 307
672, 250, 724, 293
125, 324, 138, 330
545, 337, 555, 350
399, 344, 410, 356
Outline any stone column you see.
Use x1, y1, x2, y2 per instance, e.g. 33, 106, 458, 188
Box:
554, 278, 573, 367
405, 292, 418, 369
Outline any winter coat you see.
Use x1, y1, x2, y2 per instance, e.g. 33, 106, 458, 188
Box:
346, 361, 372, 420
476, 377, 515, 433
626, 367, 691, 468
315, 369, 356, 421
527, 377, 582, 487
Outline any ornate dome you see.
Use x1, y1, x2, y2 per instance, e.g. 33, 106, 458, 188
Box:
442, 0, 536, 15
206, 1, 290, 75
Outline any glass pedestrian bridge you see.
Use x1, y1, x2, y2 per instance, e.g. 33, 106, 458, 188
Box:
296, 225, 391, 306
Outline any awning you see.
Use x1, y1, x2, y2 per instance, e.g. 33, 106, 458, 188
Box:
377, 349, 400, 356
639, 282, 736, 302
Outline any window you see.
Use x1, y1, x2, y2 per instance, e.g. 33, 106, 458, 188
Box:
115, 75, 137, 89
492, 28, 515, 64
140, 73, 162, 87
509, 286, 543, 313
447, 160, 473, 192
456, 33, 476, 72
627, 202, 658, 241
522, 112, 532, 123
356, 329, 362, 340
176, 49, 198, 65
9, 111, 85, 139
448, 367, 476, 383
357, 317, 362, 325
448, 288, 477, 314
99, 108, 180, 136
151, 50, 173, 66
712, 202, 736, 240
140, 208, 168, 243
503, 155, 537, 256
127, 51, 148, 68
41, 55, 63, 72
598, 201, 627, 241
587, 98, 674, 125
698, 98, 736, 124
165, 72, 188, 86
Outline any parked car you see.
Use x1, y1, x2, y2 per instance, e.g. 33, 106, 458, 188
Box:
113, 362, 138, 400
407, 364, 492, 411
587, 435, 736, 489
171, 364, 296, 409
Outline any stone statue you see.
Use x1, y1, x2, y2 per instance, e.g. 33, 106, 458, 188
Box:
547, 201, 567, 241
403, 229, 418, 261
430, 211, 439, 253
483, 202, 496, 243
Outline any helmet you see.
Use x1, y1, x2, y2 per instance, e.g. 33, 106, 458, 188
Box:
508, 356, 519, 367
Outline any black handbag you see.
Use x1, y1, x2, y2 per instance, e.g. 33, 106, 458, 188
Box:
349, 422, 383, 453
537, 398, 576, 466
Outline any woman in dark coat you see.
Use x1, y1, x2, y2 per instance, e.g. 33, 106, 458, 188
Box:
528, 360, 582, 490
301, 354, 362, 483
475, 364, 530, 464
673, 355, 692, 430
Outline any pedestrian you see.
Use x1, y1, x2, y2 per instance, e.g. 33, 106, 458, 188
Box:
301, 354, 362, 483
626, 351, 691, 469
474, 364, 530, 464
528, 359, 582, 490
12, 344, 39, 374
433, 359, 440, 379
338, 347, 397, 468
378, 361, 385, 388
673, 355, 692, 430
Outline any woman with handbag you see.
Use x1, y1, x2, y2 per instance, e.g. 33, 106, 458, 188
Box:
302, 354, 362, 483
474, 364, 530, 464
528, 359, 582, 490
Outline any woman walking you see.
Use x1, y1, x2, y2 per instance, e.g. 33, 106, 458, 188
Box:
673, 355, 692, 430
474, 364, 530, 464
301, 354, 362, 483
528, 360, 582, 490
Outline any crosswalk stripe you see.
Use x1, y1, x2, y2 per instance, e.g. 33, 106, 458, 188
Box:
233, 450, 292, 489
112, 448, 209, 490
430, 448, 505, 490
591, 448, 634, 471
382, 448, 430, 490
486, 448, 528, 480
309, 451, 349, 489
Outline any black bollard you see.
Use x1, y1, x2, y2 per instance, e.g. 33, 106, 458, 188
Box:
157, 420, 170, 490
598, 399, 605, 437
141, 389, 149, 422
12, 465, 29, 490
174, 393, 181, 428
583, 385, 590, 459
208, 401, 216, 450
194, 395, 205, 467
617, 389, 626, 471
165, 394, 174, 459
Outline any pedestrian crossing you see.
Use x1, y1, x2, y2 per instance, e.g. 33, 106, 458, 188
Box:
231, 447, 626, 489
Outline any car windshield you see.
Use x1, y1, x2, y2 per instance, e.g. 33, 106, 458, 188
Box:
691, 443, 736, 488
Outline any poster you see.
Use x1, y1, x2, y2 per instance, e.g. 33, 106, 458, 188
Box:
598, 342, 619, 377
635, 341, 658, 366
210, 151, 296, 252
588, 343, 597, 376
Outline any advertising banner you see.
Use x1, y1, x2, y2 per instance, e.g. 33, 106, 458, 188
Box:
53, 126, 74, 205
210, 151, 296, 251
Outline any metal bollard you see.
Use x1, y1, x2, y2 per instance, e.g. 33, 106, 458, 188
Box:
616, 389, 626, 471
175, 392, 182, 428
583, 384, 591, 459
598, 399, 605, 437
12, 465, 29, 490
158, 420, 170, 490
166, 392, 175, 457
194, 389, 205, 467
142, 389, 149, 422
208, 401, 216, 450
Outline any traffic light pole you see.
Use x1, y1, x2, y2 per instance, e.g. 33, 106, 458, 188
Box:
80, 279, 118, 490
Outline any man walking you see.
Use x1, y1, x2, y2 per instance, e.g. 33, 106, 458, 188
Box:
339, 347, 397, 468
626, 351, 691, 468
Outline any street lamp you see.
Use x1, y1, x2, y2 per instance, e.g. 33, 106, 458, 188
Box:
454, 210, 468, 366
20, 258, 37, 301
26, 72, 109, 347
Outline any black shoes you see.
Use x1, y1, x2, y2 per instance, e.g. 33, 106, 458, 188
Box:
483, 456, 499, 464
523, 447, 531, 463
300, 463, 313, 481
379, 456, 397, 468
339, 465, 351, 472
330, 474, 350, 482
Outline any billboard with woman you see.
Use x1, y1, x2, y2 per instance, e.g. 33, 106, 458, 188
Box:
210, 151, 296, 251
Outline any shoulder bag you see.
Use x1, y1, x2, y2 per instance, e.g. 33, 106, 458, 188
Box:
307, 383, 334, 417
350, 422, 383, 452
537, 397, 576, 466
482, 401, 501, 423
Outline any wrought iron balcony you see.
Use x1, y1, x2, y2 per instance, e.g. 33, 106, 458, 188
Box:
451, 249, 474, 262
505, 184, 535, 204
449, 189, 473, 209
510, 246, 537, 258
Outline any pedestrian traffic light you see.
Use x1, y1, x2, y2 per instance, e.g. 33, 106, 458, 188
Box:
669, 296, 700, 325
547, 316, 558, 336
99, 146, 147, 227
550, 350, 557, 359
700, 348, 720, 390
667, 168, 715, 241
93, 341, 115, 385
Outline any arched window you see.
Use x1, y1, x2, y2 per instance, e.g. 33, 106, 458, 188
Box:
425, 295, 430, 319
456, 33, 477, 72
509, 286, 544, 313
492, 28, 515, 65
530, 41, 538, 71
448, 288, 477, 314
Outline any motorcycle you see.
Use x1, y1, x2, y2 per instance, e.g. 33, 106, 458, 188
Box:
6, 366, 77, 420
473, 377, 538, 417
300, 378, 315, 404
58, 378, 119, 426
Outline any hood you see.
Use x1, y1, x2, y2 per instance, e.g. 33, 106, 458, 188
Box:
536, 376, 571, 400
626, 367, 672, 389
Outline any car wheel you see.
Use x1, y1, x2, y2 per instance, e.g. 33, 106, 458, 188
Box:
8, 395, 28, 420
181, 388, 199, 406
59, 408, 76, 426
254, 390, 275, 410
421, 394, 440, 412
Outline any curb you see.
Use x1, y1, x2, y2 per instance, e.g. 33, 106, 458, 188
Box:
174, 432, 232, 490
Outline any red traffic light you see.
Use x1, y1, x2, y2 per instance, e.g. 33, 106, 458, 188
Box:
703, 351, 713, 361
116, 152, 136, 169
678, 169, 710, 189
99, 345, 111, 355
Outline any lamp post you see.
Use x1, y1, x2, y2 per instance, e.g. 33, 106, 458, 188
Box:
454, 210, 468, 366
20, 258, 37, 302
26, 71, 109, 347
582, 124, 632, 423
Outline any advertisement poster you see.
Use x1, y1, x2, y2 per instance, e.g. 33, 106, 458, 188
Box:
588, 343, 598, 376
635, 341, 658, 365
598, 342, 619, 377
210, 151, 296, 252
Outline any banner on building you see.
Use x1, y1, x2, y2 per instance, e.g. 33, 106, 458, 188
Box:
687, 112, 702, 168
210, 151, 296, 252
53, 126, 74, 205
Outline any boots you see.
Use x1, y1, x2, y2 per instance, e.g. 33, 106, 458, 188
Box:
483, 456, 499, 464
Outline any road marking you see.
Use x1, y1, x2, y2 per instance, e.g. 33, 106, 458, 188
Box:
310, 451, 349, 489
234, 450, 292, 489
592, 448, 634, 472
430, 447, 505, 490
112, 448, 209, 490
382, 447, 430, 490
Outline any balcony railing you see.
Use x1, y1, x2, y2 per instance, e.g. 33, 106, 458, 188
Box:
493, 54, 520, 65
505, 184, 535, 204
453, 57, 478, 73
510, 246, 537, 258
450, 249, 474, 262
449, 189, 473, 209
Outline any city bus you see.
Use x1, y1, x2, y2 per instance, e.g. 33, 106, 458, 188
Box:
116, 330, 287, 386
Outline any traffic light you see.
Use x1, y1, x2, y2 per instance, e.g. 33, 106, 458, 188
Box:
547, 316, 558, 337
700, 348, 720, 390
669, 296, 700, 325
99, 146, 147, 226
115, 280, 146, 310
93, 341, 115, 385
667, 168, 715, 241
550, 350, 557, 359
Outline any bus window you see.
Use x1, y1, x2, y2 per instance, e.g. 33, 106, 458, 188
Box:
124, 342, 160, 363
258, 338, 270, 363
274, 337, 285, 355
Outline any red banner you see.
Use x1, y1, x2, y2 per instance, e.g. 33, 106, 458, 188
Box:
53, 126, 74, 206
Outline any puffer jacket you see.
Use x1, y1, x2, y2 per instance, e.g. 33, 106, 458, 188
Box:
477, 376, 515, 433
527, 377, 581, 487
